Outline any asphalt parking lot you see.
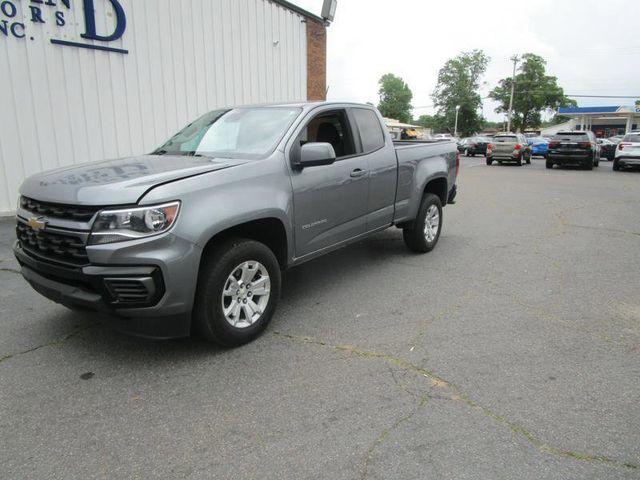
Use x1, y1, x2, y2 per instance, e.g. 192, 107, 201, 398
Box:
1, 157, 639, 480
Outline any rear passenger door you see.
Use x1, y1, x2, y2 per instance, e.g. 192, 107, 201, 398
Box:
349, 107, 397, 231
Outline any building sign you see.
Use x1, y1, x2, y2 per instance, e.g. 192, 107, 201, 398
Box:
0, 0, 128, 54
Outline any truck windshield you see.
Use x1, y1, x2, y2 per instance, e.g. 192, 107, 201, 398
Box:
155, 107, 301, 159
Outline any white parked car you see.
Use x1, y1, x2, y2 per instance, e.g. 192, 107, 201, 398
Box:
614, 131, 640, 171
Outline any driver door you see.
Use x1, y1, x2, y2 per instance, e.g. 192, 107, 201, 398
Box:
289, 108, 369, 258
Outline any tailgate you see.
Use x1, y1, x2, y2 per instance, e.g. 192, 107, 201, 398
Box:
493, 143, 515, 154
491, 136, 519, 155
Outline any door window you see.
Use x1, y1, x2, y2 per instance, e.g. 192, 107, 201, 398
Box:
297, 110, 356, 159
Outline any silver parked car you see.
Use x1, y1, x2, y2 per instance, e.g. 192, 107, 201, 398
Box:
486, 133, 532, 166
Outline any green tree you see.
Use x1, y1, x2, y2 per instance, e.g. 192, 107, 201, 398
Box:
431, 50, 490, 137
489, 53, 576, 132
377, 73, 413, 124
413, 114, 449, 132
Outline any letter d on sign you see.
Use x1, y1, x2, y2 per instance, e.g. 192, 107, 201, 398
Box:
81, 0, 126, 42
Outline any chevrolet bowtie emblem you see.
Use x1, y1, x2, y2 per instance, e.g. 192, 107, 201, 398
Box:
27, 217, 47, 231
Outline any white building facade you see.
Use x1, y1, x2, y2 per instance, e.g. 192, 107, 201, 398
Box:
0, 0, 326, 214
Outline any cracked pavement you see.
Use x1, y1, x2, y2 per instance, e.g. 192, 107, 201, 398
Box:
1, 159, 639, 479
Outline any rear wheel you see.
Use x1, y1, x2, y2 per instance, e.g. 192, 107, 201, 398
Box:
194, 238, 281, 347
403, 194, 442, 253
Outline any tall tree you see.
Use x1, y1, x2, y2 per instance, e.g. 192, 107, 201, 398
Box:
377, 73, 413, 124
413, 114, 447, 132
489, 53, 576, 132
431, 50, 490, 136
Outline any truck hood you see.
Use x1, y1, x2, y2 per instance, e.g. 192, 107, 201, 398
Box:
20, 155, 243, 206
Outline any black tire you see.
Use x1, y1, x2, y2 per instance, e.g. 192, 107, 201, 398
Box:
470, 153, 475, 157
613, 160, 620, 171
193, 238, 281, 347
403, 193, 443, 253
486, 158, 493, 166
546, 160, 553, 169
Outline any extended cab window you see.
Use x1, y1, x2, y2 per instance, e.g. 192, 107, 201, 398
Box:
352, 108, 385, 153
297, 110, 356, 159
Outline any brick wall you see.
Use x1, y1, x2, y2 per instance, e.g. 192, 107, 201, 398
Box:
306, 19, 327, 101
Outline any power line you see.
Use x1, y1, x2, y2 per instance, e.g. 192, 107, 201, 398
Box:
565, 94, 640, 99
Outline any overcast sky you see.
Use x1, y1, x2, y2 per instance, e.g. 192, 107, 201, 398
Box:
294, 0, 640, 121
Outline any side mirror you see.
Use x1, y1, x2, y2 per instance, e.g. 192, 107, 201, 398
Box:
297, 142, 336, 168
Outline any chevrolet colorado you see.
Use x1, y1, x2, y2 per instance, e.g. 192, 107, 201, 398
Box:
14, 102, 459, 346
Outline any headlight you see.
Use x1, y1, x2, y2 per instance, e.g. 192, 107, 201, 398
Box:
89, 202, 180, 245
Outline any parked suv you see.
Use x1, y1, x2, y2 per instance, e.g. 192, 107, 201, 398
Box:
613, 131, 640, 171
597, 138, 616, 161
546, 131, 600, 170
486, 133, 531, 166
457, 137, 491, 157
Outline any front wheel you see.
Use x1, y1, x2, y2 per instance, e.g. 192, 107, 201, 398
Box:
193, 238, 281, 347
403, 193, 443, 253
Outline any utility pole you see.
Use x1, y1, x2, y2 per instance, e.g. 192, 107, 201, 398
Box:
454, 105, 460, 137
507, 55, 519, 133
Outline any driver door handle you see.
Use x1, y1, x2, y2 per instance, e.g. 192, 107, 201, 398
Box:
350, 168, 368, 178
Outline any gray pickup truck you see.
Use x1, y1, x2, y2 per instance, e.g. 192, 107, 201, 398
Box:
14, 102, 458, 346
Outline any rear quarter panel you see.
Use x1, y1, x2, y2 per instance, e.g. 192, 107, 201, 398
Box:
393, 141, 457, 223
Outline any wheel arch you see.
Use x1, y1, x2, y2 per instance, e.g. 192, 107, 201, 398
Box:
199, 217, 289, 272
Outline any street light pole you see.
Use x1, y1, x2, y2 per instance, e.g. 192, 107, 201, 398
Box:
507, 55, 519, 132
454, 105, 460, 137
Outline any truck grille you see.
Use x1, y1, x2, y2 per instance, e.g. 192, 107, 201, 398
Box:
16, 222, 89, 266
20, 196, 101, 222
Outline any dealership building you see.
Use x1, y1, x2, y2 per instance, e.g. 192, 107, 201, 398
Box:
541, 105, 640, 138
0, 0, 330, 214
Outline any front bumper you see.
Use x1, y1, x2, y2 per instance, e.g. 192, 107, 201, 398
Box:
14, 232, 202, 339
